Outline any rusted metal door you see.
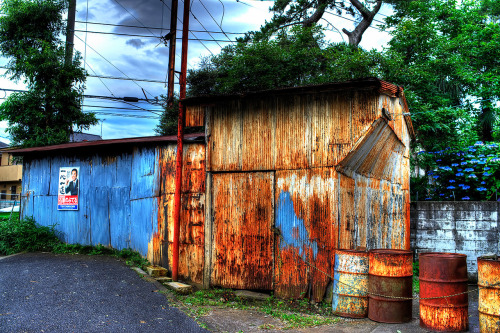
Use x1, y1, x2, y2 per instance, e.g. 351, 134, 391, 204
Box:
211, 172, 274, 290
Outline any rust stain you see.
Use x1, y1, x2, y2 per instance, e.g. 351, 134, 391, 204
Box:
274, 168, 337, 302
419, 252, 468, 332
369, 249, 413, 277
185, 105, 205, 127
211, 172, 274, 290
478, 257, 500, 333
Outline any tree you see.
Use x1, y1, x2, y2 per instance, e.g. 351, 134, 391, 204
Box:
244, 0, 384, 46
0, 0, 97, 147
382, 0, 500, 151
187, 25, 384, 96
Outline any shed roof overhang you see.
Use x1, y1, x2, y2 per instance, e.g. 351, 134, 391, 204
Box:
8, 132, 205, 156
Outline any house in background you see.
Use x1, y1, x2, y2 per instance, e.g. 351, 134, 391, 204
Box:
11, 78, 414, 302
0, 141, 22, 208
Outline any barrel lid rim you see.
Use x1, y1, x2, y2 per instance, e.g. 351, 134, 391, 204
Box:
419, 252, 467, 258
369, 249, 413, 255
336, 249, 369, 254
478, 256, 500, 262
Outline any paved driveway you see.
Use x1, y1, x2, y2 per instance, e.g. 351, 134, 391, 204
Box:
0, 252, 207, 333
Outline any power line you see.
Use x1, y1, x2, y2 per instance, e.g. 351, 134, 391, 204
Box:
160, 0, 215, 55
73, 34, 157, 98
75, 20, 246, 35
73, 29, 235, 42
0, 88, 157, 103
197, 0, 233, 42
84, 110, 160, 119
112, 0, 159, 37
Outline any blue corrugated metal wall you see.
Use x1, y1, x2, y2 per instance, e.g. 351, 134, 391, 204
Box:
21, 146, 161, 257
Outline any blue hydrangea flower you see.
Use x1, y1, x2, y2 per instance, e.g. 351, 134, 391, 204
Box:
463, 185, 470, 190
451, 163, 459, 167
477, 187, 487, 191
468, 174, 477, 179
455, 173, 464, 176
449, 180, 456, 183
470, 159, 479, 164
483, 172, 491, 176
439, 193, 445, 196
433, 175, 439, 179
492, 158, 500, 162
487, 154, 494, 157
447, 186, 456, 190
462, 196, 470, 200
461, 162, 468, 165
436, 159, 442, 162
428, 171, 434, 175
464, 168, 474, 172
484, 167, 491, 170
475, 141, 484, 146
478, 160, 486, 165
479, 154, 485, 157
458, 169, 463, 171
425, 197, 432, 200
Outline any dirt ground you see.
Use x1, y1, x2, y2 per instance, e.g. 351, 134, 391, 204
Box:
194, 286, 480, 333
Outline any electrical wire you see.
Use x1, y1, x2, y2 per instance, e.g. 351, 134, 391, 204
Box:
73, 34, 156, 98
73, 29, 235, 42
75, 20, 246, 35
197, 0, 233, 42
112, 0, 159, 37
159, 0, 215, 55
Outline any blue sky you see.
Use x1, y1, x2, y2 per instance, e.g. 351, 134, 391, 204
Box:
0, 0, 392, 144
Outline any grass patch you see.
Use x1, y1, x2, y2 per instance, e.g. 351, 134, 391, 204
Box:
413, 261, 420, 294
0, 215, 149, 269
174, 288, 338, 329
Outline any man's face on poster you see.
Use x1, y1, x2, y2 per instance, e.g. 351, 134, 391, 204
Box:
71, 170, 77, 181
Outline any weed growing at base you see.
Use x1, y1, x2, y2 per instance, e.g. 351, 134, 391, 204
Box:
175, 288, 338, 329
0, 215, 149, 269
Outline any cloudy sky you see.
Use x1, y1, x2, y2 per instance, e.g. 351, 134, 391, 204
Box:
0, 0, 392, 143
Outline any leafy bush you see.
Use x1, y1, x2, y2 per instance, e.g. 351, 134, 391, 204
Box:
413, 141, 500, 201
0, 216, 149, 269
0, 216, 60, 255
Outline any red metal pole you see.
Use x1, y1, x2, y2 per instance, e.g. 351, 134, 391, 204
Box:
166, 0, 178, 106
172, 0, 190, 282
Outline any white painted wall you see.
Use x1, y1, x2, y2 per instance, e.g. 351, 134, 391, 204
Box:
411, 202, 499, 280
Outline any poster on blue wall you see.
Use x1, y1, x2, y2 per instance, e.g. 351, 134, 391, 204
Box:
57, 167, 79, 210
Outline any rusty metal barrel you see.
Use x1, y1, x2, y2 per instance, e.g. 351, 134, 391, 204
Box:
332, 249, 369, 318
478, 256, 500, 333
419, 252, 468, 332
368, 249, 413, 323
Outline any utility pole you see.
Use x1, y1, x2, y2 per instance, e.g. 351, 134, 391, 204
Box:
167, 0, 179, 107
172, 0, 191, 282
65, 0, 77, 66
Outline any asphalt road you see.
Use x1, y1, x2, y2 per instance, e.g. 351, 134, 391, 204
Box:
0, 252, 208, 333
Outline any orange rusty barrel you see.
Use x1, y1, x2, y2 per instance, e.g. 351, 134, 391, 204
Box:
368, 249, 413, 323
332, 249, 369, 318
478, 256, 500, 333
419, 252, 468, 332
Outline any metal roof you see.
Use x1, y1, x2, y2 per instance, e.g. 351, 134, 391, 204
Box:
183, 77, 404, 104
9, 132, 205, 155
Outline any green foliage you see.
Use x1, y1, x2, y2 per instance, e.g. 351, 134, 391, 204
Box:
414, 142, 500, 201
176, 288, 337, 329
383, 0, 500, 150
413, 261, 420, 294
0, 216, 60, 255
0, 0, 97, 147
155, 94, 205, 136
0, 214, 149, 269
187, 25, 383, 96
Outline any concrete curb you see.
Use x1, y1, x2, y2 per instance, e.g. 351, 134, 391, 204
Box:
0, 252, 26, 261
130, 266, 169, 294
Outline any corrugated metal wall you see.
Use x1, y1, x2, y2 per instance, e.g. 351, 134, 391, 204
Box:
21, 143, 206, 285
204, 88, 411, 301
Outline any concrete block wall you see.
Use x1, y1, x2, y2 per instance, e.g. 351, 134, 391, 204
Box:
411, 202, 499, 280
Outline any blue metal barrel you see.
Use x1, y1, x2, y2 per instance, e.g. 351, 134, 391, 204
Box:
332, 249, 369, 318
